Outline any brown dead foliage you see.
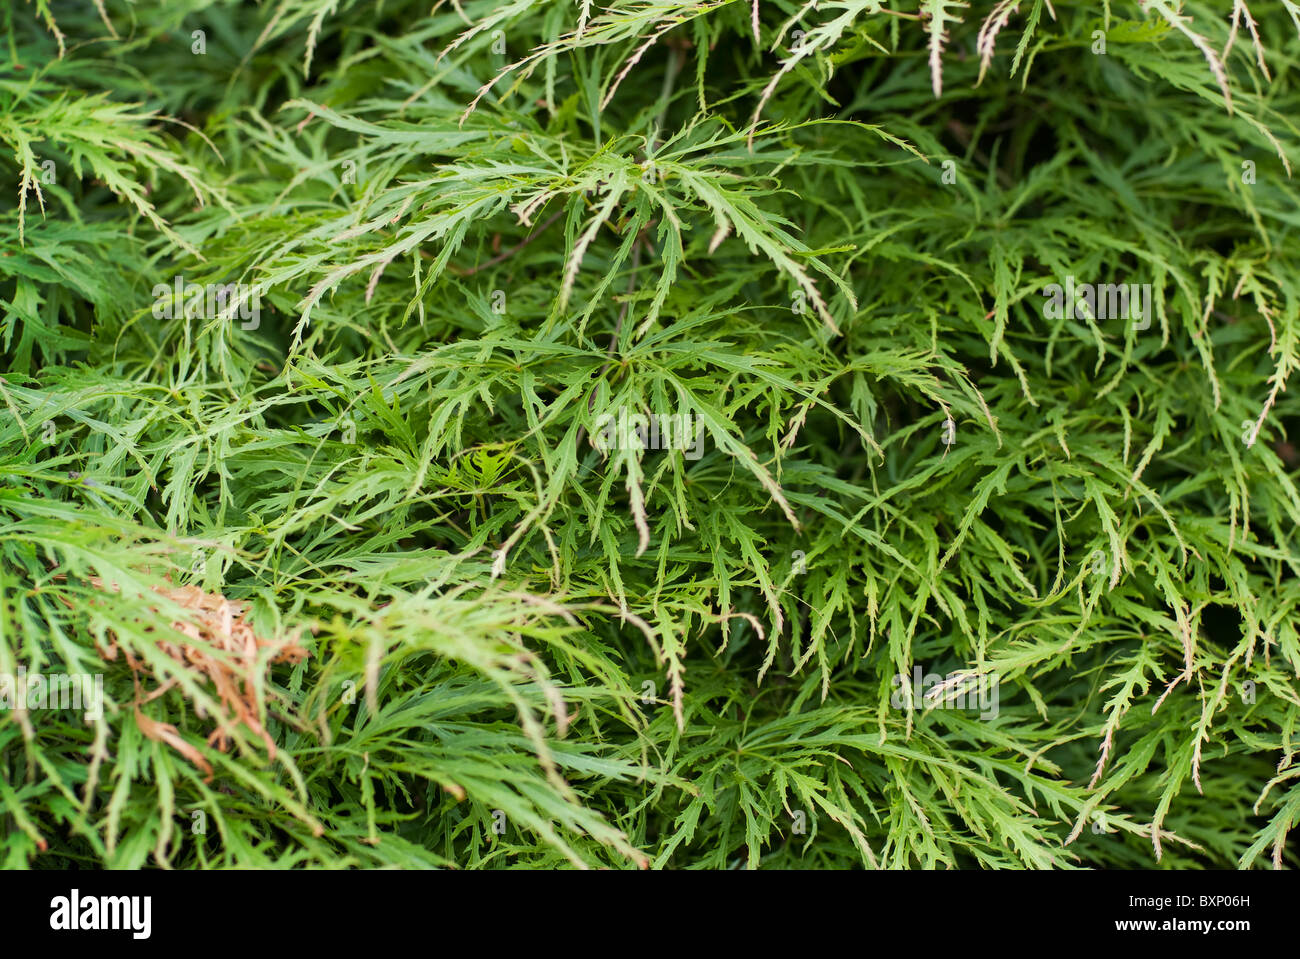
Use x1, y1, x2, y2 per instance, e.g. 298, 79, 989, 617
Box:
91, 579, 308, 780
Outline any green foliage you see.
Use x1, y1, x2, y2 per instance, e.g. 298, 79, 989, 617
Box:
2, 0, 1300, 869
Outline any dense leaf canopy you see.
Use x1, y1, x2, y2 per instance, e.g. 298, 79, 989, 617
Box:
2, 0, 1299, 869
